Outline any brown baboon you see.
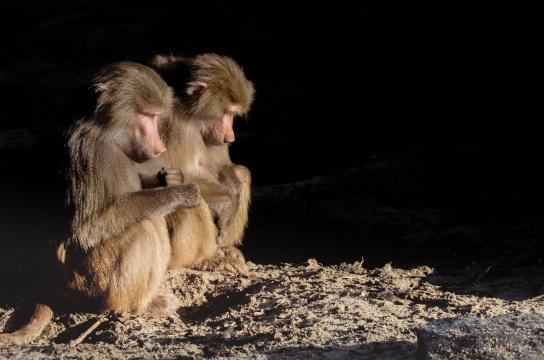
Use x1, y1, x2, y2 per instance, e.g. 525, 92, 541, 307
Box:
150, 53, 254, 272
0, 62, 199, 346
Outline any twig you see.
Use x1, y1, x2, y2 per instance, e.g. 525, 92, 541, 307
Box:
70, 315, 107, 346
473, 265, 492, 284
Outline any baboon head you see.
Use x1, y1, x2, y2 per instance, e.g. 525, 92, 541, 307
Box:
152, 53, 255, 146
93, 62, 173, 161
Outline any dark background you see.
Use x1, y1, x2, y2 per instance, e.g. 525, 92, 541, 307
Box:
0, 2, 541, 277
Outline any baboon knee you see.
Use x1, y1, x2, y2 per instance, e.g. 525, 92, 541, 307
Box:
233, 165, 251, 184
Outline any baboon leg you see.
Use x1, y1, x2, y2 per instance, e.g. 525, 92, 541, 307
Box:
167, 203, 248, 273
167, 203, 218, 269
73, 219, 172, 314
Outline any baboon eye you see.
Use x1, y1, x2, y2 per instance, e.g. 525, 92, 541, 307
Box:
142, 111, 162, 120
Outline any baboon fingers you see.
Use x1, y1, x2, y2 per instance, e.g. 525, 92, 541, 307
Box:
164, 168, 184, 186
222, 246, 246, 261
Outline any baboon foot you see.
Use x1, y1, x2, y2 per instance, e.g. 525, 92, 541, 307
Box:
147, 292, 179, 316
196, 246, 248, 274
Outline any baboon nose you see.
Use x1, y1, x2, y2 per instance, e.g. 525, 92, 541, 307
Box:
154, 139, 167, 155
225, 133, 235, 144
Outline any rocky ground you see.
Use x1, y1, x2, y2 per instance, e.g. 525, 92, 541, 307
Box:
1, 259, 543, 359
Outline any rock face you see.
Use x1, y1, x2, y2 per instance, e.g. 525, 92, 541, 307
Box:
417, 313, 544, 360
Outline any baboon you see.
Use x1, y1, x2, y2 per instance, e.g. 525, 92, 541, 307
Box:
0, 62, 199, 346
150, 54, 255, 272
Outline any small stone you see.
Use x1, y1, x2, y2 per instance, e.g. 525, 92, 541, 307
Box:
246, 261, 258, 270
306, 258, 321, 270
221, 329, 233, 339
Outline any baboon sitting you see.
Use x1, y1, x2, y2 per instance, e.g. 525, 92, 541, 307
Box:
0, 62, 199, 346
150, 54, 254, 272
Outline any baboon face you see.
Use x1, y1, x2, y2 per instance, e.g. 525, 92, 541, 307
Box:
92, 61, 173, 163
119, 110, 167, 162
200, 105, 240, 146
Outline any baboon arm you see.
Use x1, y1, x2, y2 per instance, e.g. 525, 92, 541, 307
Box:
187, 176, 232, 200
76, 185, 198, 249
188, 177, 233, 219
217, 165, 251, 247
199, 181, 233, 200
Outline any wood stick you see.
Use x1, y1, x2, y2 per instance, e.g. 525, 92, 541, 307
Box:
70, 315, 107, 346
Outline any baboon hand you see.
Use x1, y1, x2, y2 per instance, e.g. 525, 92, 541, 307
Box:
218, 171, 241, 196
158, 168, 185, 187
171, 183, 201, 208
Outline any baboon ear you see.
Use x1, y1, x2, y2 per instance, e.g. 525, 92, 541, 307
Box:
186, 81, 208, 96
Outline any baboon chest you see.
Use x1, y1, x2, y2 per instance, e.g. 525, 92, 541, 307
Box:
181, 140, 211, 177
188, 152, 208, 177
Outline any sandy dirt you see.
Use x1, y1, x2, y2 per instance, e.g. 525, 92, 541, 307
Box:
1, 260, 543, 359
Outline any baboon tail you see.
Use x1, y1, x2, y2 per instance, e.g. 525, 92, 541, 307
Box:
0, 303, 53, 346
